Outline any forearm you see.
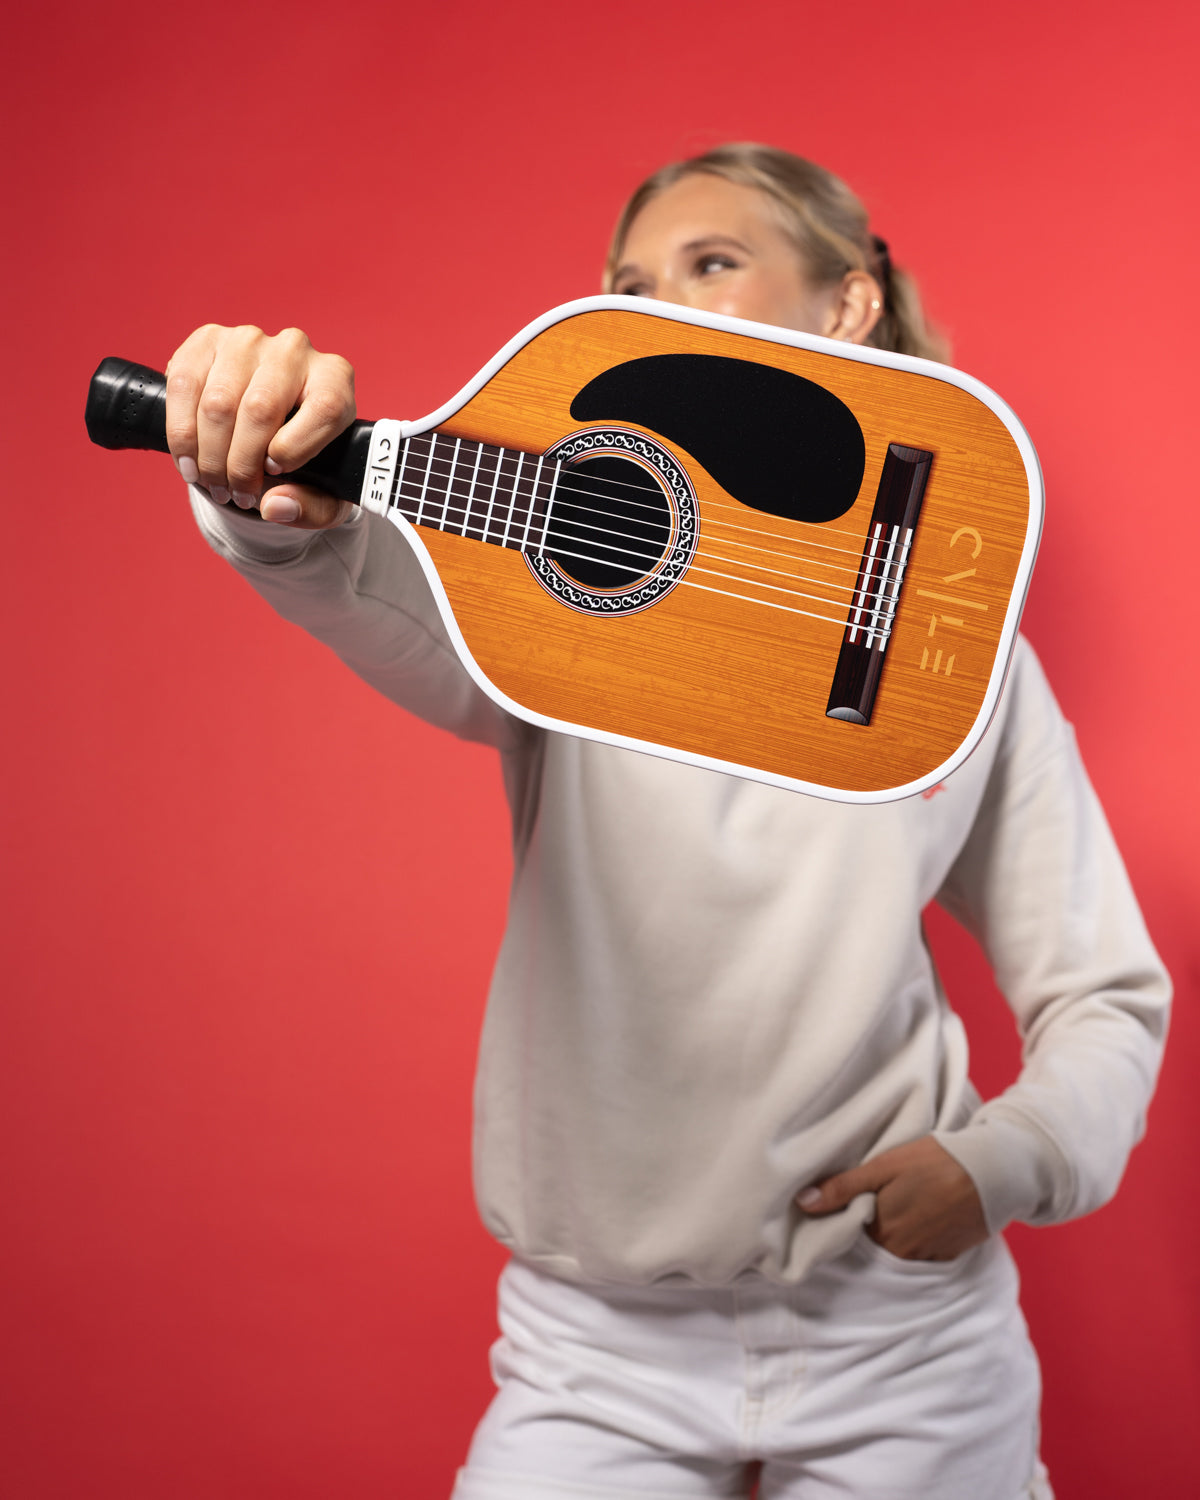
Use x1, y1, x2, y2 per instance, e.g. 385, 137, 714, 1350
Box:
190, 488, 526, 751
933, 938, 1168, 1232
932, 669, 1170, 1232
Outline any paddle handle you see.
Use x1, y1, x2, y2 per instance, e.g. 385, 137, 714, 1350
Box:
84, 356, 375, 504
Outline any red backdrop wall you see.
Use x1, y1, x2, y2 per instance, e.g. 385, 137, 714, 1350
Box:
3, 1, 1197, 1494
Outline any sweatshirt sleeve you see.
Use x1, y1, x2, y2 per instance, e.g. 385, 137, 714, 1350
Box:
931, 641, 1171, 1234
188, 486, 528, 752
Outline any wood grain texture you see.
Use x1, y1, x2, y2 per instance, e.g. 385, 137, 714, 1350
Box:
414, 308, 1032, 794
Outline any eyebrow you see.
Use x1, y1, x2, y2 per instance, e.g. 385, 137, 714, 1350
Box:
679, 235, 754, 254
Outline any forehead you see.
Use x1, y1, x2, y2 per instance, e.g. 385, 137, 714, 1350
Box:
620, 174, 790, 258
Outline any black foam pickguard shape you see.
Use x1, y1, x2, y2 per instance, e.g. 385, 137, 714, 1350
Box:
569, 353, 866, 524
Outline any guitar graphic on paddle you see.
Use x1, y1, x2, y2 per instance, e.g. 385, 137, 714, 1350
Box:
86, 296, 1042, 803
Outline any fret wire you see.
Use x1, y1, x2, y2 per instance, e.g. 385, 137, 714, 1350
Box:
503, 453, 524, 548
464, 441, 484, 537
540, 460, 562, 557
516, 451, 533, 549
407, 432, 426, 520
453, 438, 471, 536
483, 446, 503, 544
504, 449, 519, 545
495, 451, 511, 545
523, 453, 545, 553
441, 437, 461, 533
416, 434, 437, 525
390, 435, 411, 511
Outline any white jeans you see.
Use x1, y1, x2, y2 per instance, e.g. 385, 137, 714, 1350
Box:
453, 1236, 1053, 1499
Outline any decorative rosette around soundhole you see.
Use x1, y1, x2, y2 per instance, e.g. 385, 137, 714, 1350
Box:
526, 427, 699, 615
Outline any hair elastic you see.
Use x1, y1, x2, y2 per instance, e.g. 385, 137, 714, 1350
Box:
870, 234, 893, 309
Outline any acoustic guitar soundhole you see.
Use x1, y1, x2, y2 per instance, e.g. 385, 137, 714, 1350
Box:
526, 427, 699, 616
545, 454, 672, 590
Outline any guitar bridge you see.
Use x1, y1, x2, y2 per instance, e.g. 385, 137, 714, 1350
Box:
826, 444, 933, 725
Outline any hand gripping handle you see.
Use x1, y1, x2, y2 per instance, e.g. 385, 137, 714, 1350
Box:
84, 356, 375, 505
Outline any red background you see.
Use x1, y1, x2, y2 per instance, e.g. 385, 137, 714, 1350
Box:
3, 1, 1198, 1494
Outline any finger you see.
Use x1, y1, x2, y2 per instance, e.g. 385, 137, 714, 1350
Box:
223, 330, 314, 503
265, 348, 356, 475
165, 325, 222, 485
797, 1156, 897, 1214
259, 484, 357, 530
195, 326, 266, 503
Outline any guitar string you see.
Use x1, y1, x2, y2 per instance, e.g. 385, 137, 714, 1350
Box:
481, 532, 905, 634
395, 456, 870, 577
413, 477, 870, 600
392, 452, 873, 597
547, 523, 867, 614
544, 496, 862, 602
403, 449, 874, 558
385, 439, 924, 622
388, 469, 907, 618
476, 498, 865, 610
388, 474, 912, 626
395, 478, 879, 614
399, 437, 875, 551
379, 438, 924, 633
390, 434, 920, 630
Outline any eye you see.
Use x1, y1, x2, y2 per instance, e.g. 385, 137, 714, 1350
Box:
614, 279, 653, 298
695, 253, 738, 276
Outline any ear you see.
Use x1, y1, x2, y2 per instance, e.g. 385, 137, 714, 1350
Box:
823, 271, 885, 344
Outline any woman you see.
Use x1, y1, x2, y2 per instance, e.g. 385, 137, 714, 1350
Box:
165, 145, 1169, 1500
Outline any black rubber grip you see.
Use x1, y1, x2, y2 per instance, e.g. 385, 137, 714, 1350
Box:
85, 356, 376, 505
86, 358, 170, 452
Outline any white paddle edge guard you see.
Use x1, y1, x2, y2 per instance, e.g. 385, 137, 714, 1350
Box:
372, 295, 1045, 806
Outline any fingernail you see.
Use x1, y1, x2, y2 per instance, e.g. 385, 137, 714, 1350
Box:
232, 491, 258, 509
264, 456, 283, 475
210, 485, 231, 505
261, 495, 302, 524
798, 1188, 822, 1209
177, 456, 200, 484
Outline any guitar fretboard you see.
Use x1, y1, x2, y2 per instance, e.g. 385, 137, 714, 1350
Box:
391, 432, 561, 553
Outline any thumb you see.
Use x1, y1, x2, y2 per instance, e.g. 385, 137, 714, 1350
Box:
797, 1158, 891, 1215
260, 484, 357, 530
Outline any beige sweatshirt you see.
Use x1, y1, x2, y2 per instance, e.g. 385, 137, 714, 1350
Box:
190, 494, 1171, 1286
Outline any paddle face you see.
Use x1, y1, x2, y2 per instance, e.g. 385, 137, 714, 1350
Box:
85, 299, 1041, 801
390, 299, 1041, 802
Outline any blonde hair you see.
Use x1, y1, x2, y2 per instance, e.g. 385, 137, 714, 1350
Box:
604, 143, 949, 364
